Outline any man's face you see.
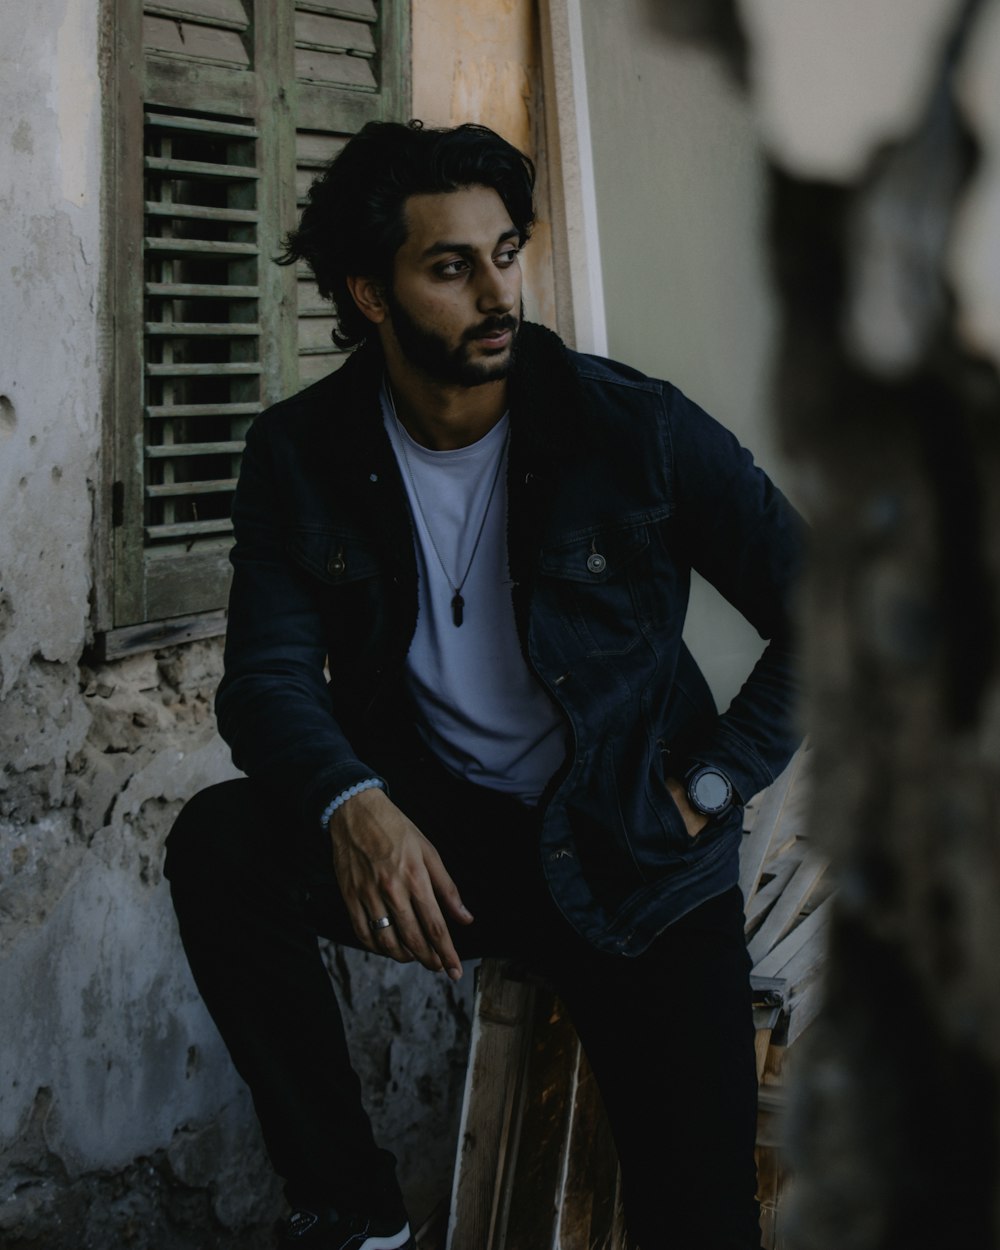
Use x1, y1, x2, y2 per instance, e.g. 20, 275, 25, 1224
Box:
382, 185, 523, 387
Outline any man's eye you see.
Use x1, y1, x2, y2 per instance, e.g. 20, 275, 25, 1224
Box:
495, 247, 521, 267
438, 259, 469, 277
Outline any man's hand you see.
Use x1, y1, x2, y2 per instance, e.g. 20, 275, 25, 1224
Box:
328, 787, 473, 980
665, 776, 710, 840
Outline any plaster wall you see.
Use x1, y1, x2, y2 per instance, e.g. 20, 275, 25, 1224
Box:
0, 2, 479, 1244
0, 6, 283, 1242
579, 0, 782, 715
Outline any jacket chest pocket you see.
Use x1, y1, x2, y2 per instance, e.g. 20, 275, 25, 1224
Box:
537, 525, 655, 660
285, 526, 386, 650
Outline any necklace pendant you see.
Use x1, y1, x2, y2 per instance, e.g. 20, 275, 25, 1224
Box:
451, 592, 465, 627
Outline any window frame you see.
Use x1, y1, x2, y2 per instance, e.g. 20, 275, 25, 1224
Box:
95, 0, 410, 658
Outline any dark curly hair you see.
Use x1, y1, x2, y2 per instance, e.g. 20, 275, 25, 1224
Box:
278, 120, 536, 350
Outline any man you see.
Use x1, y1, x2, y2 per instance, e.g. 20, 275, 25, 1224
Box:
165, 120, 803, 1250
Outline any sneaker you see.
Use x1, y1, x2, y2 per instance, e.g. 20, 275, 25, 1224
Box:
278, 1205, 414, 1250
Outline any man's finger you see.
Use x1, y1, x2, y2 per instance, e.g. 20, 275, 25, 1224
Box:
378, 897, 446, 972
423, 846, 474, 926
362, 902, 419, 964
410, 893, 463, 980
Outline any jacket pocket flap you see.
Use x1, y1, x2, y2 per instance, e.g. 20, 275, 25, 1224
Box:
285, 527, 381, 585
539, 525, 650, 584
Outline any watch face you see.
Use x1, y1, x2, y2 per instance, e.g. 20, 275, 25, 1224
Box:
689, 768, 731, 815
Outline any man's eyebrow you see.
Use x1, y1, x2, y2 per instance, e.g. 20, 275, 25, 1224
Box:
419, 226, 521, 260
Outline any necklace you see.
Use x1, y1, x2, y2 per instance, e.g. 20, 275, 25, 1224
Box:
386, 382, 509, 627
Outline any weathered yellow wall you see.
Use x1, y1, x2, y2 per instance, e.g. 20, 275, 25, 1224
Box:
411, 0, 557, 328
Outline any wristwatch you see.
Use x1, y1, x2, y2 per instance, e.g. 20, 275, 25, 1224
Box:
684, 763, 734, 818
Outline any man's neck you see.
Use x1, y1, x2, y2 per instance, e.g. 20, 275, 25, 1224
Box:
383, 353, 508, 452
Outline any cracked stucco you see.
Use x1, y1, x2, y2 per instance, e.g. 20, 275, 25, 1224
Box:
1, 0, 478, 1243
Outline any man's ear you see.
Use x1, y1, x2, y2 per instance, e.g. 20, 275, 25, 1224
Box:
346, 275, 388, 325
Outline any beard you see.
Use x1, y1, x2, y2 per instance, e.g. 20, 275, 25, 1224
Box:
384, 288, 521, 388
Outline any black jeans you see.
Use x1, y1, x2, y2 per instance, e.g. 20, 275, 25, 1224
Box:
164, 757, 762, 1249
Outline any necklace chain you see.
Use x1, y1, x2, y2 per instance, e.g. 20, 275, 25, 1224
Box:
386, 381, 509, 627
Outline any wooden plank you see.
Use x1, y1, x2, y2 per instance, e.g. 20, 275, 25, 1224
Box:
146, 361, 261, 376
146, 282, 258, 298
145, 154, 259, 179
297, 128, 348, 166
297, 278, 330, 315
145, 59, 257, 116
145, 0, 249, 31
754, 1026, 774, 1087
146, 477, 238, 498
295, 81, 384, 132
447, 962, 537, 1250
752, 896, 833, 982
147, 441, 244, 457
94, 608, 228, 661
147, 402, 260, 418
295, 11, 375, 55
739, 747, 810, 904
295, 46, 377, 90
501, 990, 579, 1249
145, 200, 258, 223
144, 542, 234, 618
298, 352, 344, 385
148, 357, 255, 383
750, 975, 786, 1008
144, 110, 256, 137
555, 1047, 626, 1249
744, 852, 802, 932
145, 237, 259, 256
143, 15, 251, 67
146, 517, 234, 540
377, 0, 412, 123
296, 0, 377, 21
298, 316, 337, 352
746, 852, 829, 967
146, 322, 259, 336
108, 0, 150, 628
769, 904, 832, 993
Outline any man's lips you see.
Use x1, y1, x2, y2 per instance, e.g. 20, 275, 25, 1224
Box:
465, 318, 517, 348
475, 329, 512, 347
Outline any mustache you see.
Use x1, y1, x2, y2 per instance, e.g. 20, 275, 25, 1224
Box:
463, 314, 519, 343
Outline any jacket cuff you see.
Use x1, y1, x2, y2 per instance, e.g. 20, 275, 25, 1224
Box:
686, 726, 778, 810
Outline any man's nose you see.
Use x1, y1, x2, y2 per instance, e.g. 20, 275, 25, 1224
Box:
475, 263, 518, 314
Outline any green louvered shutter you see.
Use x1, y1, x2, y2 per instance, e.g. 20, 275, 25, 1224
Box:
107, 0, 409, 636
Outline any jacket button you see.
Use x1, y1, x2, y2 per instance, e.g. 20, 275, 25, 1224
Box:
586, 552, 606, 574
327, 549, 346, 576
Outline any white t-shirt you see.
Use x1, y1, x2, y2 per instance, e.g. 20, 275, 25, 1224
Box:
381, 387, 566, 802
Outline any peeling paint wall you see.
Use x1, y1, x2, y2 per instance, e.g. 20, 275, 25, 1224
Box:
412, 0, 558, 329
0, 2, 481, 1245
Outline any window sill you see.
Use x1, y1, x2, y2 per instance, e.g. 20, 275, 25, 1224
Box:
88, 609, 227, 663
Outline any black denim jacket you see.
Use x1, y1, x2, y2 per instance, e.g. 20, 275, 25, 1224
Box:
217, 324, 805, 954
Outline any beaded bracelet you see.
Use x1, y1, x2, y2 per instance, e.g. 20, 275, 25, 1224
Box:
319, 778, 386, 830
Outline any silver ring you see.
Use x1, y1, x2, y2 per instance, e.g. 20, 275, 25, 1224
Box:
369, 915, 393, 932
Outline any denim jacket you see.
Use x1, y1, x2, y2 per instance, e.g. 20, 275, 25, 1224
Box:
217, 323, 804, 955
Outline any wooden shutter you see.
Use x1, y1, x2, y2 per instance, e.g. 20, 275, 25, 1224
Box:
293, 0, 409, 383
106, 0, 409, 635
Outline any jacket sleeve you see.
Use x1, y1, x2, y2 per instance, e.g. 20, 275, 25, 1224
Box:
215, 416, 385, 829
665, 385, 806, 805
